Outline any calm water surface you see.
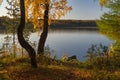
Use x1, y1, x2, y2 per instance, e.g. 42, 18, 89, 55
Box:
0, 29, 112, 61
29, 29, 112, 61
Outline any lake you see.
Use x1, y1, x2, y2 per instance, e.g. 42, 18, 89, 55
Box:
29, 28, 112, 61
0, 28, 112, 61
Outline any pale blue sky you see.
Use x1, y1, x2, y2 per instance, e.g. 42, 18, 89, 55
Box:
62, 0, 108, 20
0, 0, 108, 20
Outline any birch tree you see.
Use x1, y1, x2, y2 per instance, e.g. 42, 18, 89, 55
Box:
25, 0, 72, 54
17, 0, 37, 68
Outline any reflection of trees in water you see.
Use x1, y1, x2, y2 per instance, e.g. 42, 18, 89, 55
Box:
0, 30, 37, 57
97, 0, 120, 58
0, 35, 12, 56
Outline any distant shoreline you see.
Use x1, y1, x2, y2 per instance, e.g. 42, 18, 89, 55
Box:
0, 18, 97, 30
50, 27, 98, 31
50, 20, 97, 30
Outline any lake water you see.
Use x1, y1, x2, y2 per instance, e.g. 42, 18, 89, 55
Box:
0, 29, 112, 61
29, 29, 112, 61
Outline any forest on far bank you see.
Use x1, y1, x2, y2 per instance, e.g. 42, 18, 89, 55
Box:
0, 16, 97, 31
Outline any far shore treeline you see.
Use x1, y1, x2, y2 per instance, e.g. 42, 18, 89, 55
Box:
0, 16, 97, 31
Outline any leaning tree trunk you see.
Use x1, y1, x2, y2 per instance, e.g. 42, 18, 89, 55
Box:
37, 4, 49, 54
17, 0, 37, 68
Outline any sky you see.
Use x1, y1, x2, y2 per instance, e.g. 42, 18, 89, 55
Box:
0, 0, 108, 20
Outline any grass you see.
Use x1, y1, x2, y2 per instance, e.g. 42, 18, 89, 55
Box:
0, 55, 120, 80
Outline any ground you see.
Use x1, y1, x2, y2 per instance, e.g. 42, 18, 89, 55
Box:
0, 55, 120, 80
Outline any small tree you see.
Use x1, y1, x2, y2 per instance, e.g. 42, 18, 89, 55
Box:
97, 0, 120, 69
6, 0, 20, 57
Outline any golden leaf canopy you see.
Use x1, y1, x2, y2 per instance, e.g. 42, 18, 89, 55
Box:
25, 0, 72, 29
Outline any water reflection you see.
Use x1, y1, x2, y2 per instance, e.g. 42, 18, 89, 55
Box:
30, 29, 112, 61
0, 29, 112, 61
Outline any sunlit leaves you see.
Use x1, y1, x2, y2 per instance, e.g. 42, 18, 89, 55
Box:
25, 0, 72, 29
25, 0, 46, 28
50, 0, 72, 19
99, 0, 108, 6
97, 0, 120, 41
99, 0, 119, 7
97, 0, 120, 58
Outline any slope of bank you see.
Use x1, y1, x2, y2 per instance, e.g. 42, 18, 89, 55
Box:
0, 55, 120, 80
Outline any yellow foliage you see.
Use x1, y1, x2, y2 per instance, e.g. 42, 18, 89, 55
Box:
100, 0, 118, 7
99, 0, 109, 6
25, 0, 72, 29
